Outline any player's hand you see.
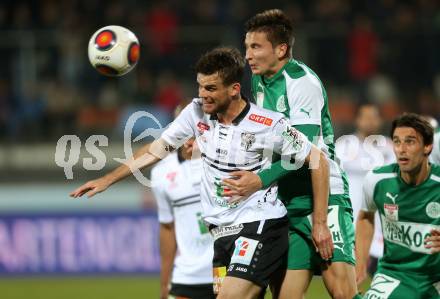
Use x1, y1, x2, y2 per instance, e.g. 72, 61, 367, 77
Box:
424, 229, 440, 253
312, 223, 334, 261
355, 262, 368, 286
160, 285, 169, 299
222, 171, 263, 202
70, 177, 112, 198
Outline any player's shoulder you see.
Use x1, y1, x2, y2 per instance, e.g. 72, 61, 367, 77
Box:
283, 60, 324, 95
188, 98, 203, 113
365, 163, 399, 185
430, 163, 440, 180
372, 163, 399, 174
283, 59, 307, 79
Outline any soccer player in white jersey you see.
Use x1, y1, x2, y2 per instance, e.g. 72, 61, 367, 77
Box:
71, 47, 330, 299
151, 136, 215, 299
336, 104, 394, 276
223, 9, 359, 299
356, 113, 440, 298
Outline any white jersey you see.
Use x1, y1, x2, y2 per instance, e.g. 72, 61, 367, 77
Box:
430, 129, 440, 164
336, 134, 395, 257
161, 99, 312, 226
151, 153, 213, 285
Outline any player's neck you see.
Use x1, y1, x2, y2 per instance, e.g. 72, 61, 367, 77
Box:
400, 159, 431, 186
263, 58, 289, 79
217, 97, 247, 125
356, 131, 372, 140
178, 148, 190, 161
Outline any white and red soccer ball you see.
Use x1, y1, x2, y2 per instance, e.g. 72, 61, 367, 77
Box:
88, 25, 140, 76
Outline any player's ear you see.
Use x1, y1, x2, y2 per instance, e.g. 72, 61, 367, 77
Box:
277, 43, 288, 59
230, 82, 241, 97
424, 143, 433, 156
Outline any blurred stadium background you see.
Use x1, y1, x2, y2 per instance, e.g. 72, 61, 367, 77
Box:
0, 0, 438, 298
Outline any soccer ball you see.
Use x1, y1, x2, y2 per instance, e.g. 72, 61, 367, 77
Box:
88, 25, 140, 76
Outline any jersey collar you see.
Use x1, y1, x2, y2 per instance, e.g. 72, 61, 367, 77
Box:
261, 59, 303, 85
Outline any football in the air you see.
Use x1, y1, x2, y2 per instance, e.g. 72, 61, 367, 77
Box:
88, 25, 140, 76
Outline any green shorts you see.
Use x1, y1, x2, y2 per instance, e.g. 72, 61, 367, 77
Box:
287, 204, 355, 272
364, 269, 440, 299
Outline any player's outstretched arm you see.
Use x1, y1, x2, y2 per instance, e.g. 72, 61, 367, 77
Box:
307, 146, 333, 261
355, 211, 375, 285
70, 139, 171, 198
425, 229, 440, 253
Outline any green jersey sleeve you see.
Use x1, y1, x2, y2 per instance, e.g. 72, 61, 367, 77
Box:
258, 124, 319, 188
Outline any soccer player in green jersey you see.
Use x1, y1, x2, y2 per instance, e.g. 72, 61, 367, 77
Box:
356, 113, 440, 299
223, 9, 359, 299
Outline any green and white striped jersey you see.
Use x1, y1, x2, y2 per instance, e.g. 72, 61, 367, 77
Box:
252, 59, 350, 212
362, 163, 440, 277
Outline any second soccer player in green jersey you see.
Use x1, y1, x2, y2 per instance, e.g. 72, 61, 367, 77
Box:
356, 113, 440, 298
223, 9, 359, 299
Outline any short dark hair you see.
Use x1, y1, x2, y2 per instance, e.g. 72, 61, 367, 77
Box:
195, 47, 245, 86
245, 9, 294, 57
391, 113, 434, 145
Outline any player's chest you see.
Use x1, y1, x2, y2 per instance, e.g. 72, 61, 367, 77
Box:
255, 81, 289, 115
376, 184, 440, 223
163, 163, 201, 198
195, 121, 267, 162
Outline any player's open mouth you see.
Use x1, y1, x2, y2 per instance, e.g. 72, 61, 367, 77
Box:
398, 157, 409, 164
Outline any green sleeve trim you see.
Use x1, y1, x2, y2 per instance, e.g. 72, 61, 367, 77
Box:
257, 124, 320, 188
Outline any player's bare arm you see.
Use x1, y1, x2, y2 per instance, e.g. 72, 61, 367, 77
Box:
159, 222, 177, 299
309, 148, 333, 261
354, 210, 375, 285
70, 139, 171, 198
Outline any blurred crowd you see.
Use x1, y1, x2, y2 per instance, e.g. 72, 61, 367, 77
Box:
0, 0, 439, 142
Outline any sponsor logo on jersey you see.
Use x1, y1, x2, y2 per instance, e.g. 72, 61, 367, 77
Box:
197, 122, 210, 134
216, 148, 228, 156
166, 171, 178, 189
426, 202, 440, 219
214, 178, 230, 196
240, 132, 256, 151
300, 107, 312, 118
281, 127, 304, 151
196, 212, 209, 234
235, 266, 248, 272
276, 95, 287, 112
230, 237, 259, 265
385, 192, 398, 203
210, 224, 244, 241
381, 215, 440, 254
384, 204, 399, 221
248, 114, 273, 126
364, 273, 400, 299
